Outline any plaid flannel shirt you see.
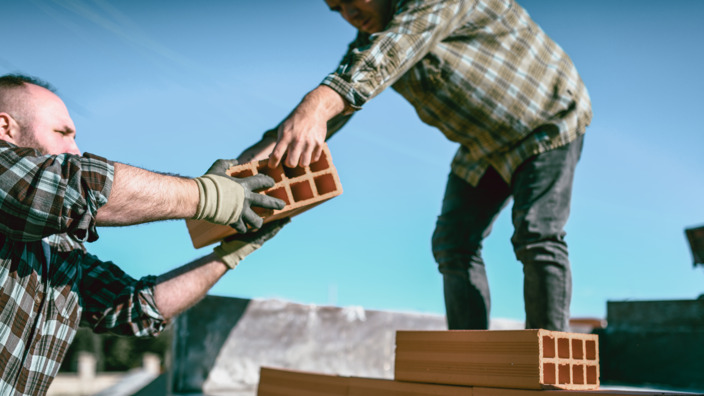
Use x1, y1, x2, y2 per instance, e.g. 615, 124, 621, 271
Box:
0, 141, 166, 395
321, 0, 592, 186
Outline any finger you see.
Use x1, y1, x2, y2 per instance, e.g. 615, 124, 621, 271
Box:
268, 140, 288, 169
239, 174, 276, 191
230, 218, 247, 234
312, 144, 324, 165
299, 142, 314, 168
206, 158, 237, 175
251, 218, 290, 244
284, 141, 303, 169
250, 193, 286, 210
241, 208, 264, 229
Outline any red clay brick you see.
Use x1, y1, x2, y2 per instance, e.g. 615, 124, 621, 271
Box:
186, 143, 343, 248
257, 367, 348, 396
394, 330, 600, 391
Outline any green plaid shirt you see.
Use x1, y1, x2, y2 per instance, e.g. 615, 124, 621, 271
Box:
322, 0, 592, 186
0, 141, 166, 395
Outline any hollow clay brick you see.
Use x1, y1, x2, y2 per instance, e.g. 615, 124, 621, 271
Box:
186, 143, 343, 248
256, 367, 690, 396
257, 367, 349, 396
394, 330, 600, 391
256, 367, 473, 396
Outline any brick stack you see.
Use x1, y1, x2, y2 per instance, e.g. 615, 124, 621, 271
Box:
257, 329, 692, 396
185, 143, 343, 248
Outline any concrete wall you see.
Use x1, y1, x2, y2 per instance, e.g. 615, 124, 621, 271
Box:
168, 295, 521, 396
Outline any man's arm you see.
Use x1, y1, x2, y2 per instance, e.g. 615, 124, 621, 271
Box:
263, 0, 472, 169
153, 252, 227, 320
95, 162, 198, 226
79, 220, 287, 334
154, 219, 287, 319
0, 141, 283, 242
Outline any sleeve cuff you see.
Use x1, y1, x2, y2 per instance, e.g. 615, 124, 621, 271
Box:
321, 74, 367, 111
135, 275, 168, 336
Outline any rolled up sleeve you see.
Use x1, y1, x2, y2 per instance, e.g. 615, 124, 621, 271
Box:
321, 0, 470, 109
79, 252, 167, 337
0, 141, 114, 242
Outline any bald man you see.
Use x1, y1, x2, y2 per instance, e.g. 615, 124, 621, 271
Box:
0, 74, 285, 395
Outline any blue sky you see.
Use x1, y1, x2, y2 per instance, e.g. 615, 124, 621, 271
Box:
2, 1, 703, 322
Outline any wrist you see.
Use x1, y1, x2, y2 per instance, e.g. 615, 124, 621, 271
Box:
301, 85, 346, 122
193, 174, 245, 225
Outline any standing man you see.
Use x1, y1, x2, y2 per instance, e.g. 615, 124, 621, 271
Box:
239, 0, 592, 331
0, 74, 286, 395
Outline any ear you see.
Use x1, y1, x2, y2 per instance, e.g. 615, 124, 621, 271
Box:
0, 112, 18, 143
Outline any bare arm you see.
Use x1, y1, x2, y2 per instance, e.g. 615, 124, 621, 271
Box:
152, 219, 287, 320
95, 162, 198, 226
153, 253, 228, 320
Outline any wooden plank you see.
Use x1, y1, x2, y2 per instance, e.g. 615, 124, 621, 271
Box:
395, 330, 599, 391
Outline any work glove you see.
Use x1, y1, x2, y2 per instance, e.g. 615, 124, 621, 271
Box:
193, 159, 285, 232
214, 218, 290, 269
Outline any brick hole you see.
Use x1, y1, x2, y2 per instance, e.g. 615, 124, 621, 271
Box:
283, 165, 306, 178
542, 335, 555, 358
558, 364, 570, 384
258, 164, 284, 183
252, 206, 272, 217
314, 174, 336, 195
557, 338, 570, 358
572, 339, 584, 359
586, 365, 598, 384
309, 153, 330, 172
291, 181, 314, 202
266, 187, 289, 205
585, 340, 597, 360
542, 363, 556, 385
230, 168, 255, 178
572, 365, 584, 384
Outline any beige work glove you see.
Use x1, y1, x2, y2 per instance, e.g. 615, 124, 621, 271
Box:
214, 218, 290, 269
192, 159, 285, 230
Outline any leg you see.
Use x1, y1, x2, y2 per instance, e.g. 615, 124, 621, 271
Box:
432, 168, 511, 329
511, 135, 584, 331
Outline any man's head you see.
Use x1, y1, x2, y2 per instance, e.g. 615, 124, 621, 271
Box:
325, 0, 394, 34
0, 74, 80, 155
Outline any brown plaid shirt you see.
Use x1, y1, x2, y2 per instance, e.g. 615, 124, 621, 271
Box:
0, 141, 166, 395
322, 0, 592, 186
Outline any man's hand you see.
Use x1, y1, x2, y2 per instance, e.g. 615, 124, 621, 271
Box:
268, 85, 347, 169
214, 218, 290, 269
193, 159, 285, 232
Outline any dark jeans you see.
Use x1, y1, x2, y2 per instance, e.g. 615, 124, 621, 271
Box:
432, 135, 584, 331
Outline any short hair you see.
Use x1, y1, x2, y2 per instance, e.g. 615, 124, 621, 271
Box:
0, 74, 57, 131
0, 74, 56, 92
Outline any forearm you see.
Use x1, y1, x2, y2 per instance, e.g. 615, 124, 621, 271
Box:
268, 85, 347, 168
96, 162, 199, 226
153, 252, 229, 320
296, 85, 347, 124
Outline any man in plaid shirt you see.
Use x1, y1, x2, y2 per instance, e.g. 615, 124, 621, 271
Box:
239, 0, 592, 331
0, 74, 286, 395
